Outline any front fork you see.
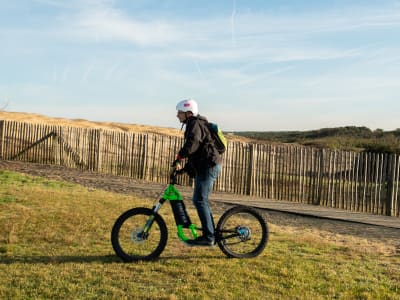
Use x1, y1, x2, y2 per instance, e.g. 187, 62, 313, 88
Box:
141, 200, 164, 236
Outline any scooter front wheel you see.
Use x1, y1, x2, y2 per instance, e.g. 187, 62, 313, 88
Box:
111, 207, 168, 262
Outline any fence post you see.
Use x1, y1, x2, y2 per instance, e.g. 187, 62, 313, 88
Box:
246, 144, 254, 195
0, 120, 4, 159
385, 154, 394, 216
96, 129, 102, 172
140, 134, 148, 180
270, 145, 276, 199
315, 148, 324, 205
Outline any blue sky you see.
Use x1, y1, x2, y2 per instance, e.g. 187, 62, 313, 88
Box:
1, 0, 399, 131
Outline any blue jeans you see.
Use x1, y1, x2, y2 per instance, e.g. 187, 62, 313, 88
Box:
192, 164, 222, 242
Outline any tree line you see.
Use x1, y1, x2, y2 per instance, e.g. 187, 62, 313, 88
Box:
233, 126, 400, 154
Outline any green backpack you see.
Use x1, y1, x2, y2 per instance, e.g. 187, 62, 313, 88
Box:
207, 122, 227, 154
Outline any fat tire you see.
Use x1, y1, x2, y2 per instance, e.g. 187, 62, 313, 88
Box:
111, 207, 168, 262
216, 206, 268, 258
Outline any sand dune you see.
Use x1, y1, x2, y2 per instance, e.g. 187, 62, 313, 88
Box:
0, 111, 250, 142
0, 111, 183, 136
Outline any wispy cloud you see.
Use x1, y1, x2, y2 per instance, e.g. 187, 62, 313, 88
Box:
104, 61, 122, 80
33, 0, 116, 10
230, 0, 237, 46
82, 61, 95, 83
233, 7, 400, 36
0, 96, 11, 110
178, 45, 362, 64
69, 7, 182, 46
236, 66, 295, 86
193, 60, 205, 80
52, 65, 70, 83
13, 2, 399, 64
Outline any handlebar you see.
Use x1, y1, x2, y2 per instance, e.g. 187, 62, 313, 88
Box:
169, 168, 186, 184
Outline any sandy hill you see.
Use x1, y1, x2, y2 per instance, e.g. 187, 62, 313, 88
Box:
0, 111, 250, 142
0, 111, 185, 137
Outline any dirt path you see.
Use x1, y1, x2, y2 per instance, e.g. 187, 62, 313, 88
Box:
1, 160, 399, 256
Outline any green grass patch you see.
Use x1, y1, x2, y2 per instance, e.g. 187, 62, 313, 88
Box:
0, 170, 399, 299
0, 194, 16, 203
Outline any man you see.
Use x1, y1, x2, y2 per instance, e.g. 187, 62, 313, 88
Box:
173, 98, 222, 246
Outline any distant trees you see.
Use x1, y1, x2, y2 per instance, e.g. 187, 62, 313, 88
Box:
233, 126, 400, 154
361, 134, 400, 154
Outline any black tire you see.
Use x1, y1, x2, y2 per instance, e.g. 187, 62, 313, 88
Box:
216, 206, 268, 258
111, 207, 168, 262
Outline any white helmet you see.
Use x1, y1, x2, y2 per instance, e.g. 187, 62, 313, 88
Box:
176, 99, 198, 116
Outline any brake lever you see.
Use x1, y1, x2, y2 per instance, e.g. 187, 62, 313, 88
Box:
169, 169, 185, 185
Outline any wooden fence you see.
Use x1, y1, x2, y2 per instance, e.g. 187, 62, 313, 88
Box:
0, 120, 399, 217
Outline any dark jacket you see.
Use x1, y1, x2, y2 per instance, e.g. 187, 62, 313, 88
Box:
178, 115, 222, 172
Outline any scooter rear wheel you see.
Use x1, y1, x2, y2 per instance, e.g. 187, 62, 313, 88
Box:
216, 206, 268, 258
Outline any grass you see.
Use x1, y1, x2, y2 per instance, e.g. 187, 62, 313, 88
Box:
0, 170, 399, 299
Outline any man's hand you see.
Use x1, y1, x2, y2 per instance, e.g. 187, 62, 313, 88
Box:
174, 159, 183, 171
170, 158, 183, 175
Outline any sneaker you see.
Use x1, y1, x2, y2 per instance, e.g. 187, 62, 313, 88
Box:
186, 236, 215, 247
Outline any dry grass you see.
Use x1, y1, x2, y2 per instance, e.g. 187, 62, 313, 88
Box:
265, 213, 400, 257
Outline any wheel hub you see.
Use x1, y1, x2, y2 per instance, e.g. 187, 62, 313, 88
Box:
131, 228, 148, 243
236, 226, 251, 241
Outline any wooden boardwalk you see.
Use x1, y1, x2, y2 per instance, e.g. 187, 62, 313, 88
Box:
209, 192, 400, 229
170, 183, 400, 229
